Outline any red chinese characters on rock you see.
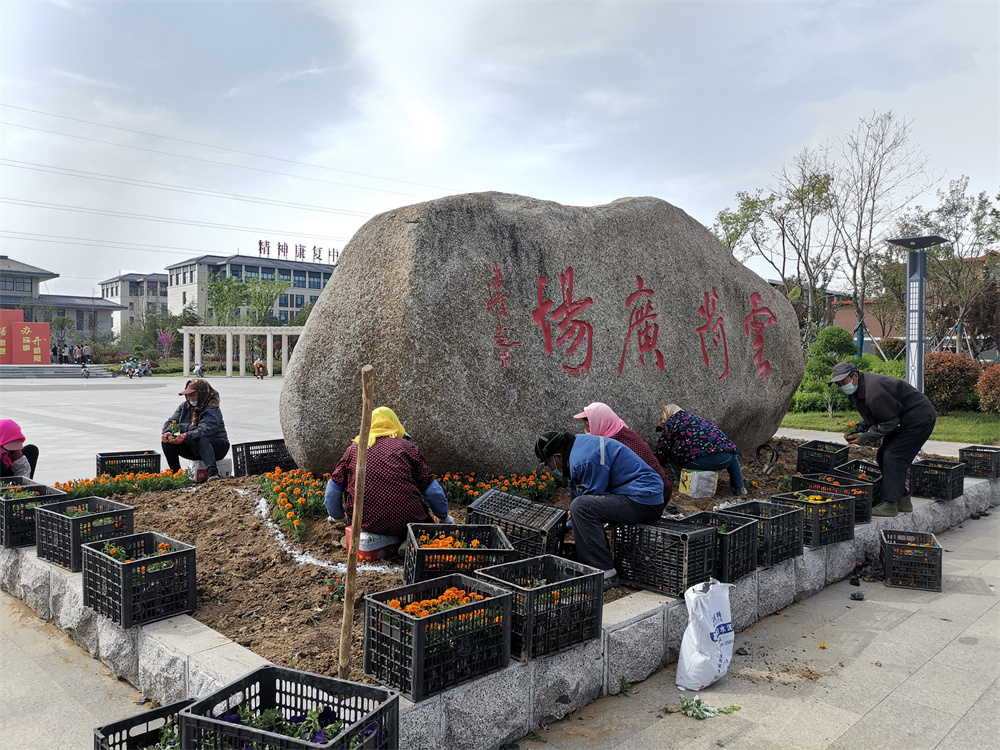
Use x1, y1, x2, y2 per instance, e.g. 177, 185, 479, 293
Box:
486, 262, 522, 368
619, 275, 664, 374
744, 291, 777, 380
695, 287, 729, 381
532, 267, 594, 377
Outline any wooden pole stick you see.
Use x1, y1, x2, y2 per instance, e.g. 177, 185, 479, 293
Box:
338, 364, 374, 679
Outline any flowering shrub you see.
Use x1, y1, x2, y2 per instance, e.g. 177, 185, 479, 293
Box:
977, 363, 1000, 415
54, 470, 190, 499
436, 470, 559, 505
417, 531, 481, 549
386, 587, 488, 618
257, 467, 328, 541
924, 352, 981, 414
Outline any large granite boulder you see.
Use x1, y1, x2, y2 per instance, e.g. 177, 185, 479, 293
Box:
280, 192, 803, 475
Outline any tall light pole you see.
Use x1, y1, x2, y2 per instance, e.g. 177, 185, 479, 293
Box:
886, 235, 948, 392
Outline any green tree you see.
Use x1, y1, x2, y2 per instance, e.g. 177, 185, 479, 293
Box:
204, 276, 247, 326
245, 278, 291, 323
894, 176, 1000, 357
715, 148, 840, 350
50, 316, 75, 347
291, 300, 315, 326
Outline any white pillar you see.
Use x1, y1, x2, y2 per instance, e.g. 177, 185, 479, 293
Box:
281, 333, 288, 377
266, 332, 274, 378
226, 332, 233, 377
239, 333, 246, 377
194, 333, 202, 373
182, 331, 190, 376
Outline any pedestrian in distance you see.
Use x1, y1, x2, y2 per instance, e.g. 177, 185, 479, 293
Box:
535, 430, 664, 591
830, 362, 937, 517
653, 404, 748, 496
83, 344, 92, 364
160, 379, 230, 482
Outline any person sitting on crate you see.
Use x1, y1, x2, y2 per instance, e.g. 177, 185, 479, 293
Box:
160, 379, 230, 482
323, 407, 454, 549
534, 430, 664, 591
653, 404, 748, 497
573, 402, 676, 513
1, 419, 39, 479
829, 361, 937, 517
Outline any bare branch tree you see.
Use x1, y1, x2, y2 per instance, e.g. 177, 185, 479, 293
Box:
829, 111, 936, 350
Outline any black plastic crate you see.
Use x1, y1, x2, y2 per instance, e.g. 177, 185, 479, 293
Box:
795, 440, 850, 475
881, 529, 943, 592
832, 460, 884, 504
466, 489, 567, 560
363, 573, 511, 702
611, 520, 716, 597
910, 460, 966, 501
94, 698, 194, 750
35, 497, 134, 572
718, 501, 804, 567
476, 555, 602, 660
772, 491, 854, 547
82, 531, 196, 628
96, 451, 161, 476
232, 439, 298, 477
402, 523, 515, 584
792, 473, 874, 524
957, 446, 1000, 479
676, 511, 758, 583
0, 480, 66, 548
180, 665, 399, 749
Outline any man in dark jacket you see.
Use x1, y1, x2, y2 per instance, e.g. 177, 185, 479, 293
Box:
829, 362, 937, 517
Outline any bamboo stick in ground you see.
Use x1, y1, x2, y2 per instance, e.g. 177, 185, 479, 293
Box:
338, 364, 373, 680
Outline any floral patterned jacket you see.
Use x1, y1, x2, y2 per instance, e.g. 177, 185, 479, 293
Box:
653, 410, 738, 466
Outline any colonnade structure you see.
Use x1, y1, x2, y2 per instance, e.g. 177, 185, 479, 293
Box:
179, 326, 305, 378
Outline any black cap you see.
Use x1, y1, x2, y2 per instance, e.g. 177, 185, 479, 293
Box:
534, 431, 562, 462
829, 362, 858, 384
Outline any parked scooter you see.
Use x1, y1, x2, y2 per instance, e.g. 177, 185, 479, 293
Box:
81, 364, 90, 379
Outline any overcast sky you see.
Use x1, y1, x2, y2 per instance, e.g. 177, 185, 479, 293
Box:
2, 0, 997, 298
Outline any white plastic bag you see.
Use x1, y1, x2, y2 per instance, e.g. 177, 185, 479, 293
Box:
675, 578, 734, 691
679, 469, 719, 499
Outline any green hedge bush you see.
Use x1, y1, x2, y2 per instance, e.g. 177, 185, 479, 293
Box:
924, 352, 981, 415
978, 363, 1000, 415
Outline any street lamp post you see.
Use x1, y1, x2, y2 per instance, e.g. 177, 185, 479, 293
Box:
886, 235, 948, 392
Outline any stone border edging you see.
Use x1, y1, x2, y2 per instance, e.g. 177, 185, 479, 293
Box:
1, 477, 997, 750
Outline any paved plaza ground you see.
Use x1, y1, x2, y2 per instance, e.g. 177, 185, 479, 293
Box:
0, 376, 995, 749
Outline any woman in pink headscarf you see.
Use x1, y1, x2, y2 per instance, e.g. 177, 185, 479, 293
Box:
1, 419, 38, 479
573, 403, 673, 507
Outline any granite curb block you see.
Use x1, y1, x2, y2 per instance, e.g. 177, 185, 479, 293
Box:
0, 547, 267, 703
1, 477, 997, 750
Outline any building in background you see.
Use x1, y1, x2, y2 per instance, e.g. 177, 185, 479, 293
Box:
0, 256, 121, 341
166, 254, 334, 323
99, 272, 169, 334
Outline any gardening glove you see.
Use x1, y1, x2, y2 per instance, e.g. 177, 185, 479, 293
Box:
442, 514, 456, 525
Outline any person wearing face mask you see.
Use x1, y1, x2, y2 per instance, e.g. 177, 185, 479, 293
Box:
160, 379, 230, 482
534, 430, 664, 591
1, 419, 39, 479
829, 362, 937, 517
572, 402, 675, 510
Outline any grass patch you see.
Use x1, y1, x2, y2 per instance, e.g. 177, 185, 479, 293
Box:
781, 411, 999, 446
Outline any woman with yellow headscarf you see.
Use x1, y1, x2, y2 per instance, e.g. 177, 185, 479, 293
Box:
323, 407, 452, 541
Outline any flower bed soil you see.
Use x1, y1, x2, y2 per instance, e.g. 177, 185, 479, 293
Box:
109, 438, 933, 686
